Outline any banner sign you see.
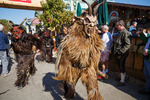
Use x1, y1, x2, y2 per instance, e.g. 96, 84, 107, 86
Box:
9, 0, 31, 3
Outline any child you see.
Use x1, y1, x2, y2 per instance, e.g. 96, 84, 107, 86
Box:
100, 25, 113, 75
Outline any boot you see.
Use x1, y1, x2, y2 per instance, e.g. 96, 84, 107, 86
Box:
120, 73, 126, 83
116, 73, 126, 87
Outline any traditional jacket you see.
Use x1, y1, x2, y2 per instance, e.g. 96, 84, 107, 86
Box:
114, 28, 131, 54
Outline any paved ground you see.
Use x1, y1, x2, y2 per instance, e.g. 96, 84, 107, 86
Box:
0, 52, 150, 100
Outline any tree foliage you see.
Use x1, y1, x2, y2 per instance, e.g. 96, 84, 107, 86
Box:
0, 19, 11, 34
39, 0, 74, 31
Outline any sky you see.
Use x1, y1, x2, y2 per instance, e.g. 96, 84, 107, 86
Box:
0, 8, 35, 25
114, 0, 150, 6
0, 0, 150, 25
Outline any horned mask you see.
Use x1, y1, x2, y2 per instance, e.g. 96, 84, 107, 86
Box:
9, 18, 27, 39
75, 0, 106, 37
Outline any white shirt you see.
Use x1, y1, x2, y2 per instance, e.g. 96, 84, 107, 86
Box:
101, 32, 113, 52
143, 32, 148, 37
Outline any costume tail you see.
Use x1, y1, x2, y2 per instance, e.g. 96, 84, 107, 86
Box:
55, 45, 64, 76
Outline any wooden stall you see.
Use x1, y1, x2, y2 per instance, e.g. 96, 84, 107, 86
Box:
106, 2, 150, 80
87, 1, 150, 80
107, 2, 150, 29
110, 37, 145, 80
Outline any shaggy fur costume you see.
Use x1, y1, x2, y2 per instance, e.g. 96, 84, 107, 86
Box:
15, 53, 36, 87
38, 29, 54, 63
9, 19, 41, 88
53, 0, 108, 99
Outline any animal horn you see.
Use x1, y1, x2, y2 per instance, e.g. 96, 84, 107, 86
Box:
18, 17, 27, 28
93, 0, 107, 16
74, 16, 84, 20
82, 0, 92, 16
8, 20, 14, 28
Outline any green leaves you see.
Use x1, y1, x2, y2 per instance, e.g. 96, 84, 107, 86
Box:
39, 0, 74, 31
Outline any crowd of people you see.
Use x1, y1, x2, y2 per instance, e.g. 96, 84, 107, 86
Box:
0, 19, 150, 95
97, 20, 131, 87
97, 20, 150, 94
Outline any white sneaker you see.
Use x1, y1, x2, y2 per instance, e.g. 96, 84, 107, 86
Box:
4, 72, 11, 77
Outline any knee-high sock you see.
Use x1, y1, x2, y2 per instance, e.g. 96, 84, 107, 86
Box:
120, 73, 126, 83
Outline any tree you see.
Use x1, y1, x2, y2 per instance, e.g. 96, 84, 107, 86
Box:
39, 0, 74, 32
0, 19, 11, 34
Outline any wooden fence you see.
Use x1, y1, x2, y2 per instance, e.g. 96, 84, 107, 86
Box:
109, 37, 145, 80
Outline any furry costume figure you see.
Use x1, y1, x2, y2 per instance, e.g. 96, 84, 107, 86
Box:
8, 18, 41, 88
53, 0, 107, 100
11, 33, 37, 61
15, 53, 36, 87
39, 28, 54, 63
9, 18, 41, 62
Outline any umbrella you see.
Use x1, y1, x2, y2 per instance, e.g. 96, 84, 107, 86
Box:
32, 17, 40, 25
77, 2, 82, 17
97, 0, 109, 29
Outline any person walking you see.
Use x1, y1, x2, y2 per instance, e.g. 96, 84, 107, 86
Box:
100, 25, 113, 75
0, 24, 10, 77
114, 20, 131, 86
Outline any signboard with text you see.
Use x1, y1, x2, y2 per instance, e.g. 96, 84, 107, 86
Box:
0, 0, 44, 10
9, 0, 31, 3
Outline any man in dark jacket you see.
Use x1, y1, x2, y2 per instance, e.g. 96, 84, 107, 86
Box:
114, 20, 131, 86
0, 24, 10, 76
